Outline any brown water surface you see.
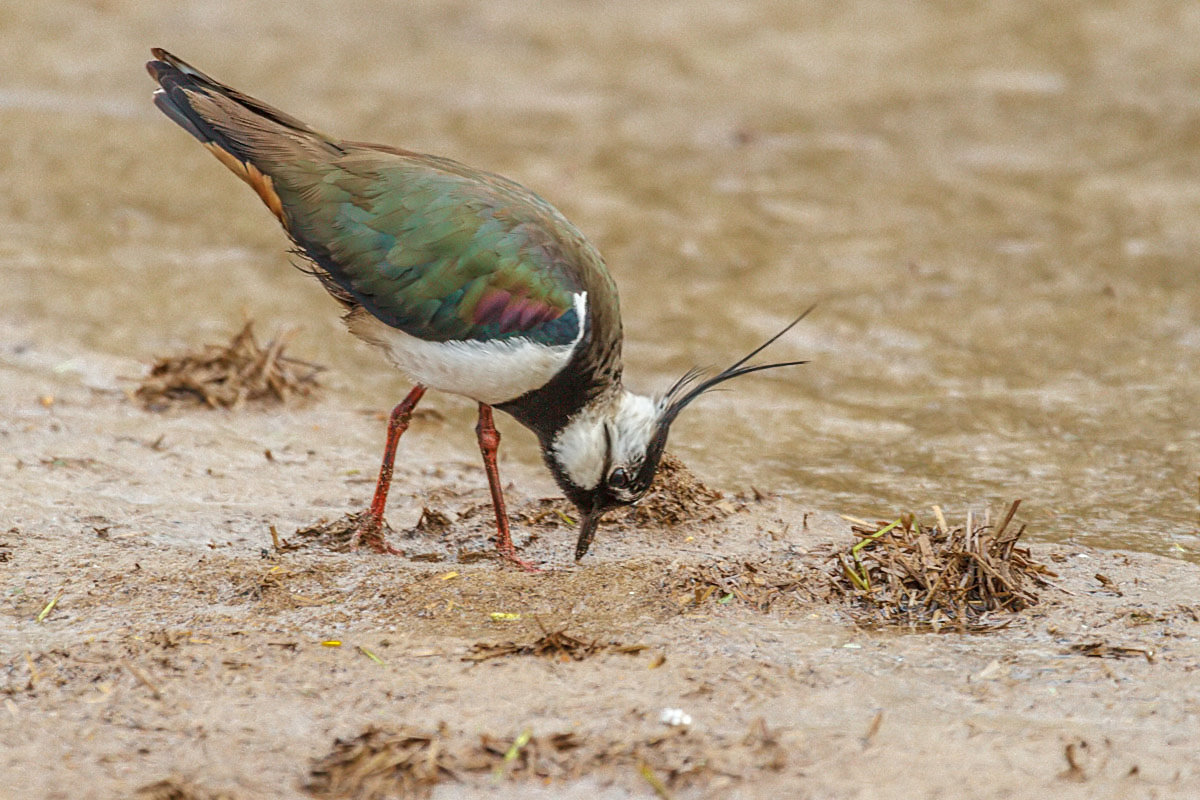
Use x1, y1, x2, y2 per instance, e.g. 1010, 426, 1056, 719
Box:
3, 1, 1198, 558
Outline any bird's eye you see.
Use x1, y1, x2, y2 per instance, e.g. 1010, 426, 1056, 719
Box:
608, 467, 630, 490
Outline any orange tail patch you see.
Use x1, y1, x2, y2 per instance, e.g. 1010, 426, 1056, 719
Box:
203, 142, 285, 222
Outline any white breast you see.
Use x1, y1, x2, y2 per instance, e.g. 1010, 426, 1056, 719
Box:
346, 293, 587, 406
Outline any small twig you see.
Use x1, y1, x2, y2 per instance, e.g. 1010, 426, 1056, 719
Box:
35, 589, 64, 623
638, 761, 674, 800
23, 652, 38, 689
861, 710, 884, 747
931, 505, 949, 535
993, 499, 1022, 541
358, 646, 386, 665
121, 659, 163, 700
493, 729, 532, 779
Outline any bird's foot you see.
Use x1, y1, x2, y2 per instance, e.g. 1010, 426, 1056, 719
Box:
349, 511, 404, 556
496, 540, 542, 573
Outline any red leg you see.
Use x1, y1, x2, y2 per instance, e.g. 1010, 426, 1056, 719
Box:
475, 404, 539, 571
352, 384, 427, 554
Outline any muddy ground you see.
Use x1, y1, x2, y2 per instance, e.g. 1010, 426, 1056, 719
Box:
2, 339, 1199, 800
3, 1, 1200, 797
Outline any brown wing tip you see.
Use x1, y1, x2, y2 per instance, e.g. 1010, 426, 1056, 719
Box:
146, 48, 180, 81
148, 48, 195, 76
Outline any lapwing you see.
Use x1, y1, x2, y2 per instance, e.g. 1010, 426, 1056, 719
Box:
146, 49, 809, 569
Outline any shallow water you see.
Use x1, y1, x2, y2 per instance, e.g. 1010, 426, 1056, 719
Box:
3, 1, 1197, 558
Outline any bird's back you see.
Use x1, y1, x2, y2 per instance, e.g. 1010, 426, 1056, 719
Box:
148, 50, 623, 418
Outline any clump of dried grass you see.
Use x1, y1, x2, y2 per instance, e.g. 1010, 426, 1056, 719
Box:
306, 721, 787, 799
307, 726, 464, 800
619, 453, 736, 526
465, 620, 648, 662
283, 512, 384, 553
135, 321, 323, 410
669, 559, 814, 612
827, 500, 1056, 631
513, 453, 735, 531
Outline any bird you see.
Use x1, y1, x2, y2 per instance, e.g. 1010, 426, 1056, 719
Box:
145, 48, 809, 569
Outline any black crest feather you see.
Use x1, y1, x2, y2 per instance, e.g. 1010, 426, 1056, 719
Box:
660, 304, 815, 424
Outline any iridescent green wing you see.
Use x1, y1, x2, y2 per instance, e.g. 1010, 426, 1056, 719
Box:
271, 149, 603, 346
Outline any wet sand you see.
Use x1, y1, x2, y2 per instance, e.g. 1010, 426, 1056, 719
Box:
3, 350, 1199, 798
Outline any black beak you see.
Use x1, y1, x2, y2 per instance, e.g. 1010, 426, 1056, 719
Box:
574, 508, 604, 561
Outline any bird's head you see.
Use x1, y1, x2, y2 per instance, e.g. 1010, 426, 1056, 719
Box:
547, 307, 813, 561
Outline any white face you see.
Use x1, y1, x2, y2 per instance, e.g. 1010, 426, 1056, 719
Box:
551, 390, 661, 498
